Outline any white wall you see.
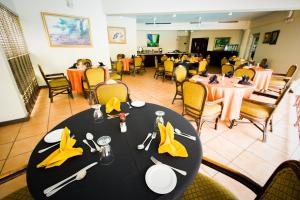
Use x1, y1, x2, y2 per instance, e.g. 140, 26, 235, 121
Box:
107, 16, 137, 60
11, 0, 111, 85
189, 29, 243, 51
137, 30, 178, 53
250, 11, 300, 78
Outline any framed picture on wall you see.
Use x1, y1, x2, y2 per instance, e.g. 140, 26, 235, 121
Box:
269, 30, 280, 45
214, 37, 230, 50
263, 32, 272, 43
147, 34, 160, 47
41, 12, 92, 47
107, 27, 126, 44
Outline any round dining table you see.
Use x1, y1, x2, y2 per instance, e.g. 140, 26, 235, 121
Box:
252, 66, 273, 91
191, 75, 255, 121
27, 103, 202, 200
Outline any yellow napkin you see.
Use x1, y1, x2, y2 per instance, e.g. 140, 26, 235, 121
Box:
106, 97, 121, 113
37, 127, 83, 169
158, 122, 188, 157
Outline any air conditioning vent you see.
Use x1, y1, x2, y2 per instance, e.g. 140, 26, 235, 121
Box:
145, 22, 171, 25
218, 21, 238, 23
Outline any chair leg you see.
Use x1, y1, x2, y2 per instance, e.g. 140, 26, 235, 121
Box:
69, 89, 73, 99
262, 124, 268, 142
172, 92, 177, 104
229, 119, 235, 129
214, 117, 219, 130
49, 90, 53, 103
269, 119, 273, 132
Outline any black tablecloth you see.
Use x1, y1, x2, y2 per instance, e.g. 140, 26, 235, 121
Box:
27, 103, 202, 200
175, 62, 198, 71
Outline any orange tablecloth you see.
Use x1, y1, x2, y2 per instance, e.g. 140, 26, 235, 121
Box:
253, 67, 273, 90
67, 67, 110, 93
120, 58, 133, 71
191, 75, 255, 120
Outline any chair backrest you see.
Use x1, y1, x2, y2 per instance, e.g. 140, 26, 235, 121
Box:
198, 60, 208, 73
85, 67, 105, 88
94, 81, 129, 105
235, 59, 241, 67
174, 65, 187, 83
38, 65, 50, 86
164, 60, 174, 73
117, 54, 125, 60
181, 55, 188, 61
258, 160, 300, 200
134, 56, 143, 67
115, 61, 123, 73
222, 64, 234, 75
84, 59, 92, 68
274, 84, 291, 106
182, 81, 207, 117
161, 55, 168, 62
286, 65, 298, 77
221, 57, 228, 66
234, 68, 256, 80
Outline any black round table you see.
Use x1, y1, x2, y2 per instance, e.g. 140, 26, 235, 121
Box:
27, 103, 202, 200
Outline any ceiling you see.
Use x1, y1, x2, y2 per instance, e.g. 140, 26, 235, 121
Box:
135, 11, 273, 23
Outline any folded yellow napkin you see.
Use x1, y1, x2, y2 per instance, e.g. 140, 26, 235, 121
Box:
158, 122, 188, 157
106, 97, 121, 113
37, 127, 83, 169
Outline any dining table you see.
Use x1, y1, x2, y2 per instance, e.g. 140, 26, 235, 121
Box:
252, 66, 273, 91
191, 75, 255, 121
26, 103, 202, 200
67, 67, 111, 94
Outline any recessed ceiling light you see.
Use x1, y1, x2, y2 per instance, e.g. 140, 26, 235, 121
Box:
172, 14, 176, 18
228, 12, 233, 16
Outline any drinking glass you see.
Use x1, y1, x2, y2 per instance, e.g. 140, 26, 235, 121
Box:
91, 104, 103, 124
97, 136, 114, 165
154, 111, 165, 133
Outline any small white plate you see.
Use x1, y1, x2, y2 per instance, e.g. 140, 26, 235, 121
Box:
234, 84, 244, 88
145, 164, 177, 194
44, 128, 70, 143
131, 101, 146, 108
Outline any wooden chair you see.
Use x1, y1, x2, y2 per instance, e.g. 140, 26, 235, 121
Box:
188, 60, 208, 76
172, 65, 187, 104
154, 56, 164, 79
110, 61, 123, 81
38, 65, 73, 102
234, 68, 256, 80
163, 60, 174, 81
83, 67, 106, 104
180, 158, 300, 200
221, 57, 228, 66
130, 56, 143, 76
94, 81, 130, 105
182, 81, 222, 133
116, 54, 125, 60
221, 64, 234, 75
230, 84, 291, 142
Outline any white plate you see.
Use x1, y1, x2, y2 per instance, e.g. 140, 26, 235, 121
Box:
44, 128, 70, 143
234, 84, 244, 88
145, 164, 177, 194
131, 101, 146, 108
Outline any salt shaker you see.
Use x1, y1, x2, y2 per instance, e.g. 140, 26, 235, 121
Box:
119, 113, 127, 133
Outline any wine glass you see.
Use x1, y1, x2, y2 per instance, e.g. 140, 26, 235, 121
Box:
97, 136, 114, 165
91, 104, 103, 124
154, 111, 165, 133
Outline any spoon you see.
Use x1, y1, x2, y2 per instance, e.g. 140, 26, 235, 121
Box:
174, 128, 196, 141
46, 170, 87, 197
86, 132, 102, 151
83, 139, 96, 153
145, 132, 157, 151
127, 102, 132, 109
137, 133, 152, 150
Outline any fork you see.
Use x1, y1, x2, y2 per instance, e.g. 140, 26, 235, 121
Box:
145, 132, 157, 151
38, 135, 75, 153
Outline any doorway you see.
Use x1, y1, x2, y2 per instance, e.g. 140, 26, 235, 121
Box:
248, 33, 260, 60
191, 38, 209, 54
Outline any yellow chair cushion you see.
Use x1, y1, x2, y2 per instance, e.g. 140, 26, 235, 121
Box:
110, 73, 121, 80
48, 78, 69, 88
241, 100, 273, 118
188, 69, 197, 75
203, 104, 222, 116
83, 81, 95, 90
180, 173, 238, 200
270, 79, 286, 87
177, 85, 182, 92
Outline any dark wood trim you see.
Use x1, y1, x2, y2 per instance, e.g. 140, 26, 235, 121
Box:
0, 167, 27, 185
0, 115, 29, 127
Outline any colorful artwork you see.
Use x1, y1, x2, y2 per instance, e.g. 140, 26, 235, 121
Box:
214, 37, 230, 50
147, 34, 160, 47
107, 27, 126, 44
269, 30, 280, 45
41, 12, 91, 47
263, 32, 272, 44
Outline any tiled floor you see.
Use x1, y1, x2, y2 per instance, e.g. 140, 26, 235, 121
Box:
0, 68, 299, 199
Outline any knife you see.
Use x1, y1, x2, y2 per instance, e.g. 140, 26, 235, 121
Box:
174, 132, 196, 141
150, 156, 187, 176
43, 162, 98, 194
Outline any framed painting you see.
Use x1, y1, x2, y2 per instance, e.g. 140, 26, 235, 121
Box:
269, 30, 280, 45
147, 34, 160, 47
107, 27, 126, 44
263, 32, 272, 44
214, 37, 230, 50
41, 12, 92, 47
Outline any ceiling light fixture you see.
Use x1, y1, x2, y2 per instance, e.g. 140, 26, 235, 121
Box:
228, 12, 233, 16
172, 14, 176, 18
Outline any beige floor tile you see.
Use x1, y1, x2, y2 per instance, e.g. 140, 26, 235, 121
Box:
232, 151, 277, 185
290, 146, 300, 160
8, 136, 43, 158
1, 152, 31, 175
0, 174, 27, 199
0, 143, 13, 160
16, 122, 47, 140
0, 124, 21, 145
265, 133, 299, 156
205, 136, 244, 161
0, 160, 5, 172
